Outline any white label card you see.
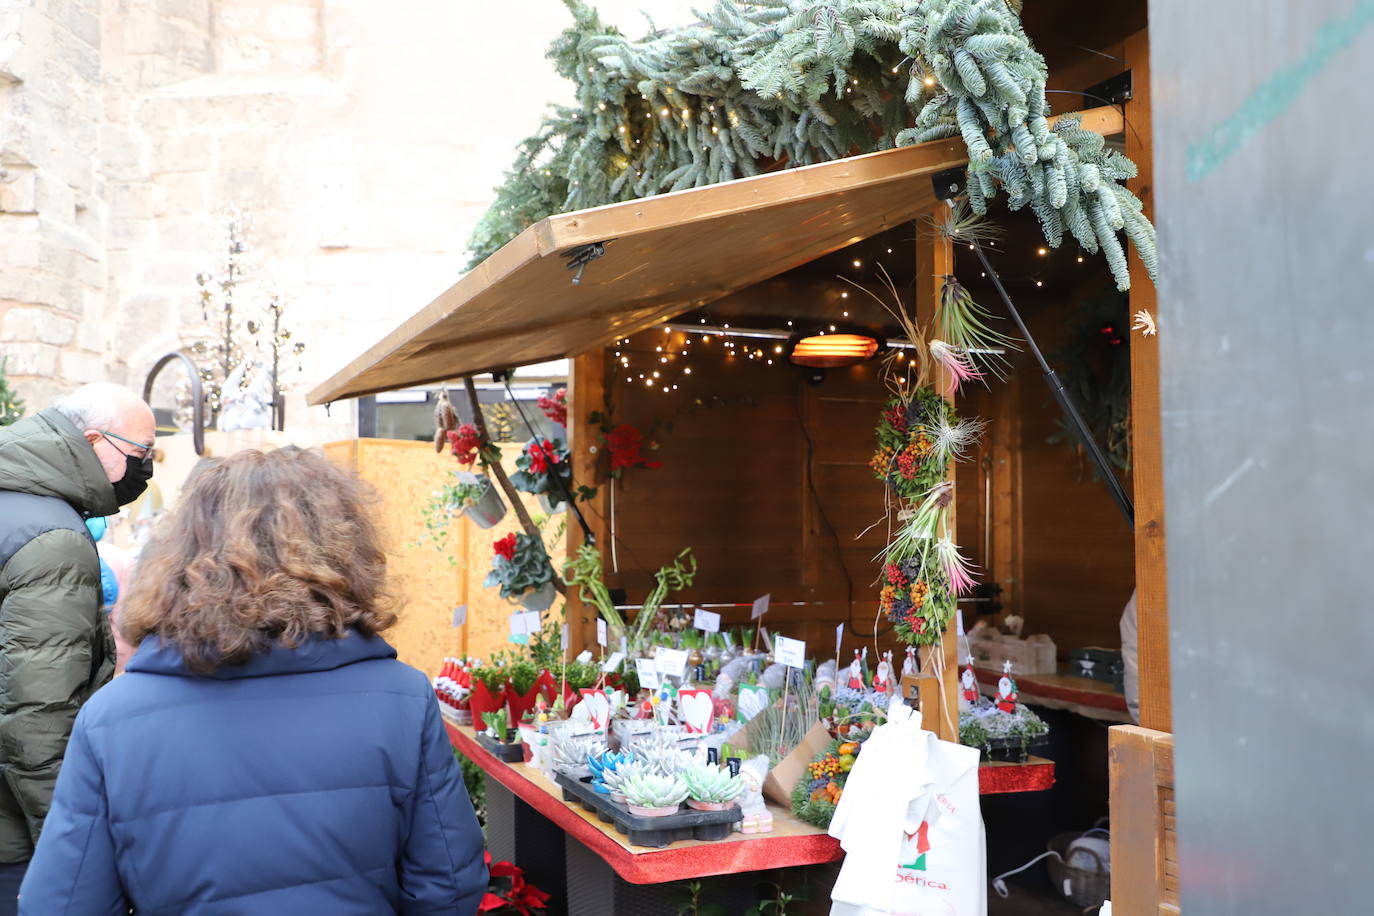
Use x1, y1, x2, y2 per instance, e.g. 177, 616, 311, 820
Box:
776, 635, 807, 669
654, 646, 690, 679
451, 605, 468, 628
751, 594, 771, 620
561, 623, 569, 651
760, 627, 772, 652
596, 619, 608, 647
509, 613, 529, 637
835, 622, 844, 658
575, 650, 593, 664
635, 657, 660, 689
601, 651, 626, 674
693, 608, 721, 632
521, 611, 542, 635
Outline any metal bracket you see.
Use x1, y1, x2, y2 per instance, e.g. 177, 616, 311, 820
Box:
931, 167, 966, 201
563, 240, 613, 286
1084, 70, 1133, 106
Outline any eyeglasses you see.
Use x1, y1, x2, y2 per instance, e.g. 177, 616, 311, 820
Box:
99, 431, 153, 460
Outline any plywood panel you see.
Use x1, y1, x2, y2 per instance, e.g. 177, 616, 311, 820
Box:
328, 439, 565, 675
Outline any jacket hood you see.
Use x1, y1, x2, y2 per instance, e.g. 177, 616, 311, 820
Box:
126, 631, 398, 679
0, 408, 117, 517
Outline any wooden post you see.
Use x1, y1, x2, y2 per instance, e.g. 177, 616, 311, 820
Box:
566, 350, 609, 657
914, 211, 960, 743
1109, 725, 1179, 914
1124, 28, 1170, 732
462, 377, 566, 595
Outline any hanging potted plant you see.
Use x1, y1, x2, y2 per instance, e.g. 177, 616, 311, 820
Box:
510, 437, 572, 513
485, 533, 557, 612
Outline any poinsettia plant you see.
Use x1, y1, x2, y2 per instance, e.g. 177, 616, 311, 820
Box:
484, 533, 555, 601
536, 388, 567, 428
446, 423, 501, 468
479, 851, 550, 915
509, 438, 572, 497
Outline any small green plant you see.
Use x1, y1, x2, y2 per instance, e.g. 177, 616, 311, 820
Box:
412, 474, 490, 555
471, 665, 508, 695
481, 710, 507, 735
674, 880, 726, 916
682, 765, 743, 804
621, 771, 689, 809
507, 658, 539, 696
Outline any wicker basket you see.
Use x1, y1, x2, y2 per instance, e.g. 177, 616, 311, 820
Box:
1047, 831, 1110, 907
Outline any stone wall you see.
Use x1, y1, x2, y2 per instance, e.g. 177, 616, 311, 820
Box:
0, 0, 108, 407
2, 0, 698, 440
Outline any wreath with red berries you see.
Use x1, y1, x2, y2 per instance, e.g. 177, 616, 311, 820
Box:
871, 388, 953, 501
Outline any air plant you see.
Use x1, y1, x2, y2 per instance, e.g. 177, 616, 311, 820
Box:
621, 771, 690, 810
682, 765, 744, 805
938, 275, 1018, 379
931, 198, 1004, 247
841, 265, 932, 396
936, 536, 978, 597
928, 340, 982, 393
931, 414, 989, 466
881, 481, 954, 565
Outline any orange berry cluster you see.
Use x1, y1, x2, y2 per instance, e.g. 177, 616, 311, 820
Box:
807, 755, 842, 779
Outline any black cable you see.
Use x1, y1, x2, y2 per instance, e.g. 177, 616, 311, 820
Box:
970, 241, 1134, 528
792, 381, 878, 638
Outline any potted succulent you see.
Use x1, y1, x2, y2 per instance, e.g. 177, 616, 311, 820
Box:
682, 764, 744, 811
510, 437, 573, 514
621, 771, 690, 818
598, 759, 646, 804
485, 533, 557, 611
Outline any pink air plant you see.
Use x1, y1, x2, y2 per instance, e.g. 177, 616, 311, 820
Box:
928, 340, 982, 394
936, 536, 978, 597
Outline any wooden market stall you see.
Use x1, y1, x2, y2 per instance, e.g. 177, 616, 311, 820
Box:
308, 81, 1170, 911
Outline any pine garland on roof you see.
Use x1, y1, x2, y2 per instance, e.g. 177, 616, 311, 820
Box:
469, 0, 1155, 291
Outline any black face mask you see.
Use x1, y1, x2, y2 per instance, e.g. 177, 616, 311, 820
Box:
111, 452, 154, 506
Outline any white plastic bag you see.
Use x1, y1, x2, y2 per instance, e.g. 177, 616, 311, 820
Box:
829, 698, 986, 915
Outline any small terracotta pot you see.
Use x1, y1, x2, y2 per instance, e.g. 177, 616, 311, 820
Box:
626, 803, 681, 817
686, 799, 737, 812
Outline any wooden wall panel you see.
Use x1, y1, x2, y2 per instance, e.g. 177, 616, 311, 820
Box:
328, 439, 562, 675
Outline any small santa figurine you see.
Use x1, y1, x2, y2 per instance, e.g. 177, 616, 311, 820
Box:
961, 656, 979, 704
846, 648, 866, 690
996, 659, 1019, 713
873, 651, 893, 694
901, 646, 917, 679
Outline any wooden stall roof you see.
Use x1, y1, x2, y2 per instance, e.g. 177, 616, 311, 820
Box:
309, 107, 1123, 405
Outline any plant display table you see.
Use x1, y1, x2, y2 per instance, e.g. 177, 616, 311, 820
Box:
973, 666, 1131, 723
447, 721, 1054, 914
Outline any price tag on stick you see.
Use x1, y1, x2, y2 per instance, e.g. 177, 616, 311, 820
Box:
693, 608, 721, 633
654, 647, 690, 679
601, 651, 626, 674
751, 594, 771, 620
451, 605, 467, 628
775, 635, 807, 669
835, 622, 844, 658
596, 619, 607, 647
635, 657, 660, 690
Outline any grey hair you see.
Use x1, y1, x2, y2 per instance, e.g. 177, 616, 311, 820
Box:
53, 383, 135, 433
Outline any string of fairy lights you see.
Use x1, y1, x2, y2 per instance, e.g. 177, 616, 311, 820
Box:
606, 234, 1099, 394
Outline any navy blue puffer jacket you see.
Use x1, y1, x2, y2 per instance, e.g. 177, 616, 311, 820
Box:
19, 632, 486, 914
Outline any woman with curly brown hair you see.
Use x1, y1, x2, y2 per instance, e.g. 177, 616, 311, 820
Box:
19, 447, 487, 914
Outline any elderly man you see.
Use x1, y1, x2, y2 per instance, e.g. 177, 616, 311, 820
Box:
0, 383, 155, 906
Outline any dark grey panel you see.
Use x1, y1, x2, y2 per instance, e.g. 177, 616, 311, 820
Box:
1150, 1, 1374, 912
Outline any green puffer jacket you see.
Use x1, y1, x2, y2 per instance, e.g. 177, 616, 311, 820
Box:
0, 409, 117, 862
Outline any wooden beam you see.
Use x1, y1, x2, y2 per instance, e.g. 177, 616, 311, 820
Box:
1124, 28, 1170, 732
1110, 724, 1176, 914
565, 351, 609, 658
914, 211, 960, 743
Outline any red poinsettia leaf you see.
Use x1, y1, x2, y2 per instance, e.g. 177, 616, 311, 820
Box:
478, 892, 509, 912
